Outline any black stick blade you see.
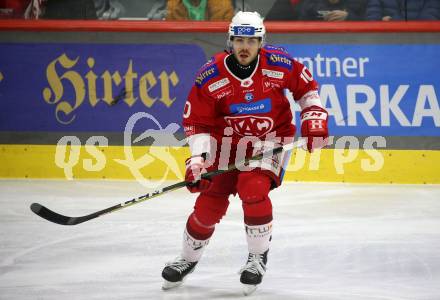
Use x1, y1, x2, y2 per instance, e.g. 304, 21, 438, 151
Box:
30, 203, 89, 225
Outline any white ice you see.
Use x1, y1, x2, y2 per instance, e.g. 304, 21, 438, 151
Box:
1, 180, 439, 300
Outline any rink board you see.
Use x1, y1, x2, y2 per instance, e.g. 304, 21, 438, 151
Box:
1, 43, 439, 137
0, 145, 439, 184
1, 23, 439, 184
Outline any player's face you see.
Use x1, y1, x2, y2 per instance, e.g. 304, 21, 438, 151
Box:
231, 37, 261, 66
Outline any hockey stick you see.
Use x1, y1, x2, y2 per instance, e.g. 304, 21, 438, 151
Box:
30, 140, 305, 226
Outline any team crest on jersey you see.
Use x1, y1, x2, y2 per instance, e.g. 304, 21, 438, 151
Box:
224, 116, 274, 137
230, 98, 272, 115
245, 92, 253, 102
195, 65, 219, 88
262, 69, 284, 79
267, 53, 292, 70
208, 78, 230, 92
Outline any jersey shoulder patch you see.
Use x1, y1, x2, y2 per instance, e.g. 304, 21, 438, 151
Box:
263, 44, 289, 54
262, 46, 293, 71
194, 52, 227, 88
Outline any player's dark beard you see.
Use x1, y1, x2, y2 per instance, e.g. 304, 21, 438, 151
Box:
226, 52, 259, 80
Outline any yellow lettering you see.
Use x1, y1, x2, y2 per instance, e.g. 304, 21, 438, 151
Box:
196, 67, 215, 85
43, 53, 85, 124
139, 71, 157, 107
269, 54, 291, 66
43, 54, 76, 104
43, 54, 181, 122
159, 71, 179, 107
123, 60, 138, 106
101, 70, 122, 105
85, 57, 99, 107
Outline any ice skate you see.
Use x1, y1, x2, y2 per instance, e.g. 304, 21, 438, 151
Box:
239, 250, 268, 296
161, 257, 198, 290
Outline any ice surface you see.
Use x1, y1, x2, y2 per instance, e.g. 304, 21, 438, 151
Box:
1, 180, 439, 300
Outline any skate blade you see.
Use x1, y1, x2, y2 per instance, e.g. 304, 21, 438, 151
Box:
162, 280, 183, 290
242, 284, 257, 296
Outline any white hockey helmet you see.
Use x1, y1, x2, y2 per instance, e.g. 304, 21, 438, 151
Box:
228, 11, 266, 46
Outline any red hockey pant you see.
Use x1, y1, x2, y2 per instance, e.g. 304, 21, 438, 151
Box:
186, 170, 273, 240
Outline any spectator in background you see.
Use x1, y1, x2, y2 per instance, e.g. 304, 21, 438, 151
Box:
232, 0, 251, 13
43, 0, 96, 19
94, 0, 125, 20
166, 0, 234, 21
299, 0, 367, 21
0, 0, 48, 19
265, 0, 304, 21
366, 0, 440, 21
146, 0, 167, 20
0, 0, 30, 18
147, 0, 245, 20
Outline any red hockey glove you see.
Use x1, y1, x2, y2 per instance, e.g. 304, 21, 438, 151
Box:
300, 106, 329, 153
185, 155, 213, 193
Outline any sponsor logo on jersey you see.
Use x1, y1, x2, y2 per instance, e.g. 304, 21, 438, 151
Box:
229, 98, 272, 115
245, 92, 254, 102
267, 53, 292, 70
184, 125, 196, 135
195, 65, 219, 88
208, 78, 230, 92
224, 115, 274, 137
201, 57, 215, 69
233, 26, 255, 36
262, 69, 284, 79
213, 85, 234, 100
264, 45, 288, 53
262, 77, 283, 92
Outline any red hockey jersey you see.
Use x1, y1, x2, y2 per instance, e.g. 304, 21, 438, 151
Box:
182, 45, 319, 142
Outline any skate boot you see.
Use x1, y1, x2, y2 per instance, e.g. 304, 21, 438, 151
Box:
161, 257, 198, 290
239, 250, 268, 296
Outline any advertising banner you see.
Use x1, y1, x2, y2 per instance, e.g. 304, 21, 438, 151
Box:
0, 43, 206, 132
283, 44, 440, 136
1, 43, 439, 136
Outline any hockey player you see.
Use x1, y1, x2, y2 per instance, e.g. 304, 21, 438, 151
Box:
162, 11, 329, 295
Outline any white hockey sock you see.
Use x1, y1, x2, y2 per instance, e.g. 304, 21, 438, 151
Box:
245, 222, 273, 254
181, 228, 210, 262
